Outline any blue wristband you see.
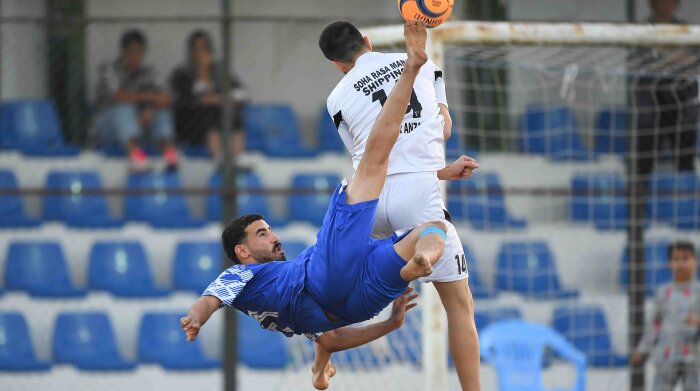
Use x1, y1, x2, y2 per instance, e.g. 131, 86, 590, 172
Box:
419, 226, 447, 241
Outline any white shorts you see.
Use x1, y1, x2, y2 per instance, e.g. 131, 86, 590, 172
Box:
371, 172, 468, 283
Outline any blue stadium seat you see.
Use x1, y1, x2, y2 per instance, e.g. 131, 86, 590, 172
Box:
139, 312, 220, 370
444, 109, 479, 160
463, 244, 497, 299
0, 170, 40, 228
124, 172, 205, 228
5, 241, 86, 298
0, 100, 79, 156
480, 320, 587, 391
280, 240, 310, 261
495, 241, 579, 299
42, 170, 123, 228
206, 172, 285, 226
594, 108, 628, 155
647, 172, 700, 230
172, 241, 222, 293
317, 107, 346, 152
387, 310, 422, 366
620, 239, 673, 296
518, 105, 592, 160
552, 305, 627, 367
53, 312, 136, 371
244, 104, 318, 157
237, 312, 289, 369
447, 173, 527, 230
570, 172, 628, 230
179, 145, 211, 159
88, 241, 169, 297
0, 312, 51, 371
288, 173, 340, 226
474, 307, 522, 333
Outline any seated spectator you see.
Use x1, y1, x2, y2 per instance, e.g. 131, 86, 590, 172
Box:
94, 29, 178, 172
170, 30, 248, 166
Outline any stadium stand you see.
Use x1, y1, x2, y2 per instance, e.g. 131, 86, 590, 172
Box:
447, 172, 527, 230
53, 312, 136, 371
288, 173, 340, 226
0, 100, 79, 156
0, 170, 41, 228
125, 172, 205, 229
593, 108, 628, 155
619, 239, 673, 297
518, 105, 591, 161
139, 312, 220, 370
88, 241, 170, 297
317, 106, 346, 152
473, 308, 522, 334
172, 241, 222, 293
0, 312, 51, 371
4, 241, 86, 298
206, 171, 285, 226
552, 305, 628, 367
244, 104, 318, 157
42, 170, 124, 228
463, 244, 497, 299
237, 312, 289, 369
495, 241, 579, 299
570, 172, 628, 230
648, 171, 700, 230
480, 320, 587, 391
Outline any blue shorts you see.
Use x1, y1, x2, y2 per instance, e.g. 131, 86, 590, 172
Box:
305, 184, 410, 323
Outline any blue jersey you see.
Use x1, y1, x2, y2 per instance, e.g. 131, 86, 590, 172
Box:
204, 184, 410, 337
203, 247, 354, 339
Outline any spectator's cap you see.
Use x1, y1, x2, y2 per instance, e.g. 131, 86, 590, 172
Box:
121, 29, 146, 50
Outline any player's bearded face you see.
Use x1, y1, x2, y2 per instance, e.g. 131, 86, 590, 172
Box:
244, 221, 287, 262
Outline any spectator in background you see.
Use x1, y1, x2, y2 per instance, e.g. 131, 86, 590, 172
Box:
634, 0, 698, 177
95, 29, 178, 172
631, 241, 699, 391
170, 30, 248, 166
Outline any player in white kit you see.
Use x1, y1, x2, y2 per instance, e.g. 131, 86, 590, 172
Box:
318, 21, 481, 390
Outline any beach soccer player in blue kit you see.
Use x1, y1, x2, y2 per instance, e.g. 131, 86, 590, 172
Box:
181, 21, 444, 387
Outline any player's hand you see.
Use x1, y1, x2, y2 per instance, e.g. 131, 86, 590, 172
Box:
438, 155, 479, 181
389, 287, 419, 329
404, 21, 428, 70
181, 316, 201, 342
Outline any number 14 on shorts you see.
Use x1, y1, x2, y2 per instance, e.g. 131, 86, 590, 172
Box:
455, 254, 467, 275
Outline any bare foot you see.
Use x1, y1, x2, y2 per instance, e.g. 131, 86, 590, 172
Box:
312, 361, 336, 390
404, 20, 428, 70
400, 252, 434, 281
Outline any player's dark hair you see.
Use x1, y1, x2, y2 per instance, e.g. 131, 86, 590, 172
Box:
120, 29, 146, 50
222, 213, 265, 264
668, 241, 696, 260
319, 21, 366, 63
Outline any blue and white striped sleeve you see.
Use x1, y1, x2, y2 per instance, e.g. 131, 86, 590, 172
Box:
203, 265, 255, 308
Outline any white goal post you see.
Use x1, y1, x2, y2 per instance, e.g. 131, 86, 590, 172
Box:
359, 20, 700, 391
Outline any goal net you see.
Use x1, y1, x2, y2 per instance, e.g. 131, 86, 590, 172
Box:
278, 21, 700, 391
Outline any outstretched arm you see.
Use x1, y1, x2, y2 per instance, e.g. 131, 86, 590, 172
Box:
316, 287, 417, 353
311, 288, 418, 390
345, 21, 428, 205
181, 295, 221, 342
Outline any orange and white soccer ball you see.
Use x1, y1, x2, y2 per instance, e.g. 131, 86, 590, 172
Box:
397, 0, 454, 28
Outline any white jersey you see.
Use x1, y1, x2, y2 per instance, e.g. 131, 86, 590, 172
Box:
327, 52, 448, 175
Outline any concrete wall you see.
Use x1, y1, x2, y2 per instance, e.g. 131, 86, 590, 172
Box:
1, 0, 47, 100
